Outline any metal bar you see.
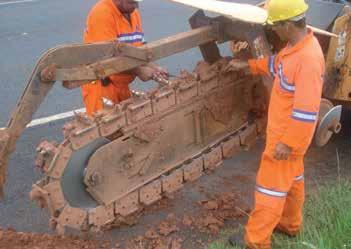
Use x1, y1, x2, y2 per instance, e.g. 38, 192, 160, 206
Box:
55, 25, 220, 82
189, 10, 222, 64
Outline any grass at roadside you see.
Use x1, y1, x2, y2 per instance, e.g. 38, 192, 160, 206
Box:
208, 180, 351, 249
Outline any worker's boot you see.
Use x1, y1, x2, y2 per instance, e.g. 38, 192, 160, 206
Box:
274, 224, 299, 238
228, 233, 246, 248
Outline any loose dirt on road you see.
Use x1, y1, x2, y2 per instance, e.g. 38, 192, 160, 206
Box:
0, 191, 250, 249
0, 227, 112, 249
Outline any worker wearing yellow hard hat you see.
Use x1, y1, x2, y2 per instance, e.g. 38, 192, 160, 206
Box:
226, 0, 325, 248
266, 0, 309, 25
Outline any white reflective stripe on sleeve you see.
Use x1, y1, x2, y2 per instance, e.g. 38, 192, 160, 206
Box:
269, 55, 276, 77
292, 109, 317, 122
117, 32, 144, 43
256, 186, 287, 198
294, 175, 304, 181
102, 98, 114, 106
278, 64, 295, 92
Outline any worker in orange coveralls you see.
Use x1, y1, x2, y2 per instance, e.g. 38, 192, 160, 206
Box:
82, 0, 168, 116
225, 0, 325, 248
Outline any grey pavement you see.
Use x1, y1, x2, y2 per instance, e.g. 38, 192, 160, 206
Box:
0, 0, 205, 125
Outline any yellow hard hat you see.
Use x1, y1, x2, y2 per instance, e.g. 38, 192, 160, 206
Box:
267, 0, 309, 25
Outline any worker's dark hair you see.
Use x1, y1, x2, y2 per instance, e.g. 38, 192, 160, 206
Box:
291, 17, 307, 29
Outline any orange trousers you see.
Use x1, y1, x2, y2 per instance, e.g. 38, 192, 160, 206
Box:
81, 81, 131, 116
245, 134, 305, 249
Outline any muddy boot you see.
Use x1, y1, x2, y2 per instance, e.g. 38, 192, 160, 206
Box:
228, 233, 246, 248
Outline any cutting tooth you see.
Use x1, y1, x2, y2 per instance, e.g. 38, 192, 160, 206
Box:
56, 205, 88, 234
161, 168, 184, 194
30, 184, 49, 209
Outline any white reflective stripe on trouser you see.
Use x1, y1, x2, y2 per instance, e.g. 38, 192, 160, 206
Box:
294, 175, 304, 181
256, 186, 287, 198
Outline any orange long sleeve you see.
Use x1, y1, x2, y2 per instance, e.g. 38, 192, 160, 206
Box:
248, 56, 276, 77
279, 58, 324, 151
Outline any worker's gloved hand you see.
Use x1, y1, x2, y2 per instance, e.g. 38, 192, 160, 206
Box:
224, 59, 249, 73
273, 142, 292, 161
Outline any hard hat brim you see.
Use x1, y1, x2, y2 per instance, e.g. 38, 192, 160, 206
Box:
267, 11, 307, 26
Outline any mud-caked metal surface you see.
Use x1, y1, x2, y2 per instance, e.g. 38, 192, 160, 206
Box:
0, 10, 272, 233
325, 14, 351, 104
30, 58, 267, 234
0, 9, 272, 197
60, 137, 110, 209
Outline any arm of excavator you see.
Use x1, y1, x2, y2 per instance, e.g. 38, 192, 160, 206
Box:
0, 11, 272, 197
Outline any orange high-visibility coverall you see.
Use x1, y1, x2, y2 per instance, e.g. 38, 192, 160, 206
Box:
245, 30, 325, 249
82, 0, 144, 116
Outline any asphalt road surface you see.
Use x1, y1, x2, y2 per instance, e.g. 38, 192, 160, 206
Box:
0, 0, 203, 125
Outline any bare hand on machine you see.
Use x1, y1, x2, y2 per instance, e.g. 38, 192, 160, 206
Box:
224, 59, 249, 73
